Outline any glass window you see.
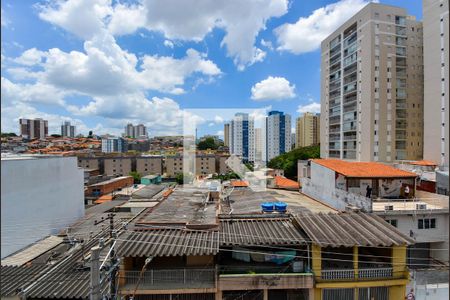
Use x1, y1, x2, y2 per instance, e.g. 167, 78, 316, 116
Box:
418, 219, 423, 229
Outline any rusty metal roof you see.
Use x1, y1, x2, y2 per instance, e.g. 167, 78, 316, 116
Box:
117, 229, 220, 257
293, 212, 414, 247
220, 218, 308, 246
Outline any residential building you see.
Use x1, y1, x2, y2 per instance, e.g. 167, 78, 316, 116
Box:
60, 121, 75, 138
136, 156, 163, 176
103, 157, 132, 176
264, 111, 291, 162
19, 118, 48, 140
300, 159, 417, 211
254, 127, 263, 161
423, 0, 449, 168
1, 155, 84, 258
140, 174, 162, 185
77, 157, 100, 171
320, 3, 424, 162
101, 136, 127, 153
229, 113, 255, 162
124, 123, 147, 138
224, 123, 230, 147
127, 139, 150, 152
85, 176, 134, 197
296, 112, 320, 148
217, 154, 231, 174
195, 154, 216, 175
165, 154, 184, 177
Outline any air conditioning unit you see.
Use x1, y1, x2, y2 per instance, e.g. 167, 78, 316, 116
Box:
385, 205, 394, 211
416, 204, 427, 210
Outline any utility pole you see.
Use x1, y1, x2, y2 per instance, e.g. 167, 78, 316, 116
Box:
109, 213, 118, 299
90, 246, 101, 300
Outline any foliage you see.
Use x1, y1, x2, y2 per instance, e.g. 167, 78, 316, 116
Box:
244, 162, 254, 172
211, 172, 241, 182
1, 132, 17, 137
51, 134, 62, 138
267, 145, 320, 179
129, 171, 142, 184
88, 130, 93, 138
175, 173, 194, 184
197, 137, 222, 150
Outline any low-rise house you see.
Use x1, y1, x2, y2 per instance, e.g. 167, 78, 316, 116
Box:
85, 176, 134, 197
196, 154, 216, 175
301, 159, 417, 211
140, 174, 162, 185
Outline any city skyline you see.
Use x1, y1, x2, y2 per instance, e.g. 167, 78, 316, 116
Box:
1, 0, 422, 138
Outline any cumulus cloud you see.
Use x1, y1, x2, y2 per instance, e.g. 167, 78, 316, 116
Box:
251, 76, 296, 101
38, 0, 288, 69
274, 0, 370, 54
163, 40, 174, 48
297, 102, 321, 114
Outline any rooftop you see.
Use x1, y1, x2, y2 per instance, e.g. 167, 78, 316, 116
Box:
274, 176, 300, 189
293, 212, 414, 247
373, 190, 449, 212
312, 159, 417, 178
87, 176, 133, 187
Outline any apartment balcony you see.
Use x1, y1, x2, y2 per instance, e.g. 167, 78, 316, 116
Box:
320, 268, 394, 281
218, 265, 314, 291
119, 268, 216, 293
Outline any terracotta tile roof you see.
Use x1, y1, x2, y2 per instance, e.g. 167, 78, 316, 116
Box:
230, 180, 249, 187
274, 176, 300, 189
312, 159, 417, 178
408, 160, 437, 166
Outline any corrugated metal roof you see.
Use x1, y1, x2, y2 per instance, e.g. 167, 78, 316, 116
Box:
1, 236, 63, 267
0, 264, 49, 297
293, 212, 414, 247
117, 229, 219, 257
220, 218, 307, 246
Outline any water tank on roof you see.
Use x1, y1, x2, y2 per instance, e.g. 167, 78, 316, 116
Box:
275, 202, 287, 213
261, 202, 274, 212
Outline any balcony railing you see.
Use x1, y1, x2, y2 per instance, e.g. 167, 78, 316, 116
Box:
122, 268, 216, 290
320, 268, 393, 281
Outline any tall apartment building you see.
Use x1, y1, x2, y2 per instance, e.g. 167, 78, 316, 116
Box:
254, 128, 263, 162
223, 123, 230, 147
61, 121, 75, 138
228, 113, 255, 162
103, 157, 132, 176
124, 123, 147, 138
19, 118, 48, 140
101, 137, 127, 153
296, 112, 320, 148
423, 0, 449, 168
264, 111, 291, 162
320, 3, 424, 162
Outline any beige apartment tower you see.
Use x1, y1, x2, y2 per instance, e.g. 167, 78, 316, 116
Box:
224, 123, 230, 147
320, 3, 424, 162
296, 113, 320, 148
423, 0, 449, 167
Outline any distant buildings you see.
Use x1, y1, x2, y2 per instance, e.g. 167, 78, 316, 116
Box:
19, 118, 48, 140
296, 112, 320, 148
265, 111, 291, 162
228, 113, 255, 162
1, 155, 84, 258
254, 128, 263, 161
320, 3, 423, 162
423, 0, 449, 168
61, 121, 75, 138
101, 136, 127, 153
124, 123, 147, 138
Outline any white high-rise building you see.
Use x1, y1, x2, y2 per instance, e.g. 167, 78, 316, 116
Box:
101, 136, 128, 153
124, 123, 148, 138
229, 113, 255, 162
19, 118, 48, 140
264, 111, 291, 162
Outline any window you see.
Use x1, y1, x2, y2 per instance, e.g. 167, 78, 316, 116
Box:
347, 178, 360, 188
418, 218, 436, 229
387, 219, 398, 227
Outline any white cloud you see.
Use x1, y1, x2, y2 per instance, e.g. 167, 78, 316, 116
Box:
297, 102, 321, 114
1, 8, 10, 27
39, 0, 288, 69
214, 115, 224, 124
216, 130, 224, 136
251, 76, 296, 101
14, 48, 46, 66
260, 39, 273, 50
163, 40, 174, 48
274, 0, 370, 54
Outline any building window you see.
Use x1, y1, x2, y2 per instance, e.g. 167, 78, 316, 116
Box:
418, 218, 436, 229
386, 219, 398, 227
347, 179, 359, 188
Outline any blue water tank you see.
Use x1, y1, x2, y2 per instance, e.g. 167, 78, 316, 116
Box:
275, 202, 287, 213
261, 202, 274, 212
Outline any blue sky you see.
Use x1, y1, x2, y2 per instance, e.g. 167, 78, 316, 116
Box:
1, 0, 421, 137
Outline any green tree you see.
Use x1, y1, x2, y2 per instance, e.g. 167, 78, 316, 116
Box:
51, 134, 62, 138
129, 171, 142, 184
267, 145, 320, 179
1, 132, 17, 137
197, 137, 222, 150
175, 173, 194, 184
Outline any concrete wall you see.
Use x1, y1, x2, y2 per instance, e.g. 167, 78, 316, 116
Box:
1, 156, 84, 258
104, 158, 132, 176
136, 157, 163, 176
301, 162, 371, 211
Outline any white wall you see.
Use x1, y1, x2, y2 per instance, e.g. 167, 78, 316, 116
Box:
1, 156, 84, 258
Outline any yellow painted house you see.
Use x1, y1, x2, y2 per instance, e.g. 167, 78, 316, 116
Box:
294, 212, 414, 300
